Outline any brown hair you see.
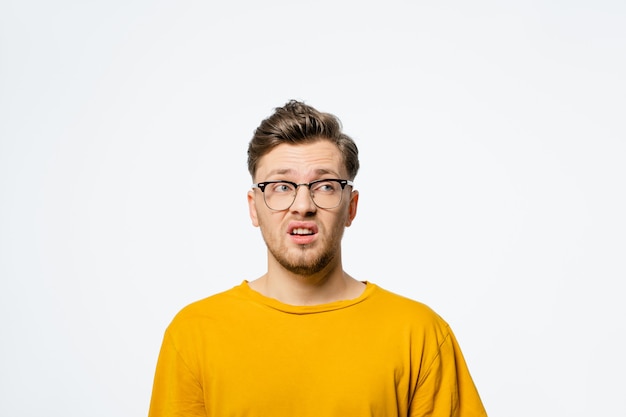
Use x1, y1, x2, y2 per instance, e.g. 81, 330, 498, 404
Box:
247, 100, 360, 180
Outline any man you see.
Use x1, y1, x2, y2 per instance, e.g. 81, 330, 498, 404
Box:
148, 100, 487, 416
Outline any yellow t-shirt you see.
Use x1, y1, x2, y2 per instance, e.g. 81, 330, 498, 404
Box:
149, 282, 487, 417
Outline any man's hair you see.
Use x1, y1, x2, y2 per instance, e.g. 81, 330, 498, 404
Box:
247, 100, 360, 180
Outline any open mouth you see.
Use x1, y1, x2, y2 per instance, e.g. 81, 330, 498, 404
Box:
290, 228, 314, 236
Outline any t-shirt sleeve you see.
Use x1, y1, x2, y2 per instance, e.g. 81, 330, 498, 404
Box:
409, 328, 488, 417
148, 329, 206, 417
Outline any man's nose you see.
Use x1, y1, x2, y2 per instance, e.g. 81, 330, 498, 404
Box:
290, 185, 317, 213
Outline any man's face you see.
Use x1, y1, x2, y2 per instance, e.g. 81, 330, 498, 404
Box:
247, 140, 359, 276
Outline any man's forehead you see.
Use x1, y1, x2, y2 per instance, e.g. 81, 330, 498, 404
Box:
264, 167, 341, 178
255, 142, 345, 179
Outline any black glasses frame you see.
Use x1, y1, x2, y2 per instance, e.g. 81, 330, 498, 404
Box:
251, 179, 354, 210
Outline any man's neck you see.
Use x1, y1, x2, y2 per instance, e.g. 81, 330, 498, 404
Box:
248, 262, 365, 306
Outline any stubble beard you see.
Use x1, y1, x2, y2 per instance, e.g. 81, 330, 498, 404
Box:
259, 208, 349, 277
264, 230, 343, 277
271, 245, 336, 276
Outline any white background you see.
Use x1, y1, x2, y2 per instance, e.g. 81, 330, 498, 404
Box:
1, 1, 625, 416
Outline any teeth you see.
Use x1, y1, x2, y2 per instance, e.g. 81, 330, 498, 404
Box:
292, 228, 313, 235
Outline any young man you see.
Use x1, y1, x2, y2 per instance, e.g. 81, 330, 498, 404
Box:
148, 100, 487, 416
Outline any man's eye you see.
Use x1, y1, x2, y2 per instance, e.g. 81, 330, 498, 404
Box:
272, 183, 293, 193
313, 181, 337, 193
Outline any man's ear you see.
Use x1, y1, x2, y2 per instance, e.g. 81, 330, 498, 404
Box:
345, 190, 359, 227
247, 190, 260, 227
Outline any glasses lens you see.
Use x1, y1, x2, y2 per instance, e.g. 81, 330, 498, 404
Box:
263, 182, 297, 211
310, 180, 343, 209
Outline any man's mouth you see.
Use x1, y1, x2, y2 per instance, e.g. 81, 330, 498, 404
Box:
291, 228, 314, 236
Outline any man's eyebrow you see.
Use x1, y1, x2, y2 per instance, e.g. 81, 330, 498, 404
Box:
264, 169, 295, 177
314, 168, 340, 176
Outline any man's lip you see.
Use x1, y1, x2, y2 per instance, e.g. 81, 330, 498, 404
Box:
287, 222, 319, 235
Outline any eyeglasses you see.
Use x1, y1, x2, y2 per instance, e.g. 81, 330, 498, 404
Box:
252, 179, 354, 211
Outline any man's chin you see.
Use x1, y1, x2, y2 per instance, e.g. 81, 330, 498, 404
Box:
275, 252, 334, 277
281, 261, 325, 276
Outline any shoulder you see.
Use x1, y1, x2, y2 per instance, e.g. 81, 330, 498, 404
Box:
166, 284, 246, 331
368, 284, 443, 317
366, 284, 452, 335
